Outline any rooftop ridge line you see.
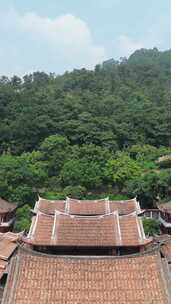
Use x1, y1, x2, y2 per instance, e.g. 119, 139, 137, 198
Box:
51, 211, 58, 242
66, 196, 109, 203
65, 197, 70, 213
30, 213, 39, 240
115, 211, 122, 245
136, 215, 143, 243
139, 217, 146, 240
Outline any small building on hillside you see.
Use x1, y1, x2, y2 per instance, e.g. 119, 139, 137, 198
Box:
157, 201, 171, 234
2, 247, 171, 304
25, 210, 152, 255
0, 198, 17, 233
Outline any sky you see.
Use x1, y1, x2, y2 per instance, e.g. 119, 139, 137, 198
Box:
0, 0, 171, 76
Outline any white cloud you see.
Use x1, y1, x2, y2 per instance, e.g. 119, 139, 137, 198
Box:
0, 10, 106, 72
18, 13, 106, 68
116, 14, 171, 59
117, 35, 144, 57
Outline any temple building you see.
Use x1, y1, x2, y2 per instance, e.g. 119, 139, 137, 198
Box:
1, 197, 171, 304
25, 197, 151, 255
2, 247, 171, 304
0, 199, 17, 233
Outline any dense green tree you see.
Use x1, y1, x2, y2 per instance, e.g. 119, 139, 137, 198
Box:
105, 152, 142, 191
0, 48, 171, 152
143, 218, 160, 236
0, 47, 171, 225
60, 144, 112, 189
40, 135, 70, 176
14, 205, 31, 232
63, 185, 86, 199
0, 152, 45, 204
60, 159, 103, 189
126, 172, 160, 208
157, 169, 171, 201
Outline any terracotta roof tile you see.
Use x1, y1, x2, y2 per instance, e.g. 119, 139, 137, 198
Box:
0, 239, 17, 261
0, 232, 21, 285
34, 198, 65, 214
35, 197, 140, 216
28, 215, 54, 245
52, 213, 120, 247
2, 250, 171, 304
27, 212, 151, 247
110, 199, 139, 215
66, 198, 108, 215
0, 232, 21, 261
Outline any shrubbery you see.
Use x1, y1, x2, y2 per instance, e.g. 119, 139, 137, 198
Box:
143, 218, 160, 236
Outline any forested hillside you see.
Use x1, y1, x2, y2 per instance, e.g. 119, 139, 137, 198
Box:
0, 48, 171, 230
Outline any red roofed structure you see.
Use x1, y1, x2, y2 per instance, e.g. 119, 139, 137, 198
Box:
25, 211, 151, 255
2, 247, 171, 304
0, 232, 22, 303
34, 196, 142, 216
1, 196, 171, 303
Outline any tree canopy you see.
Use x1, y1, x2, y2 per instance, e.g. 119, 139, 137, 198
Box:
0, 48, 171, 229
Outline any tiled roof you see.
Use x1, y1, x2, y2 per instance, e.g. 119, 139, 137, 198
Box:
0, 198, 17, 214
34, 196, 141, 215
34, 198, 65, 214
0, 232, 21, 261
0, 232, 22, 285
110, 199, 140, 215
26, 212, 151, 247
65, 197, 108, 215
2, 249, 171, 304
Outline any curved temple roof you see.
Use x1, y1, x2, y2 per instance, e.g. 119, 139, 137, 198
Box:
26, 211, 151, 247
2, 247, 171, 304
34, 196, 142, 216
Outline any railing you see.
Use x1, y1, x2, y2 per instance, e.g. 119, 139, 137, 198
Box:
142, 209, 161, 219
0, 218, 15, 227
158, 215, 171, 228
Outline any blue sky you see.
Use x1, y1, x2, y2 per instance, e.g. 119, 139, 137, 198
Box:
1, 0, 171, 76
